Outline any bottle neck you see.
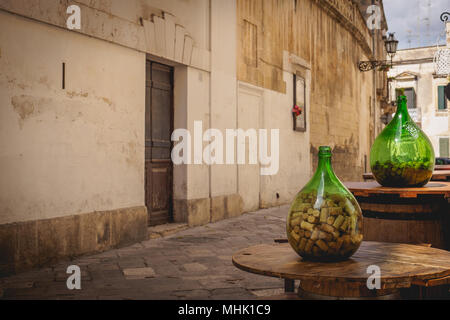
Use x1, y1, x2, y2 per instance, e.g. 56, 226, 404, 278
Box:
306, 147, 347, 196
315, 153, 335, 178
394, 96, 411, 121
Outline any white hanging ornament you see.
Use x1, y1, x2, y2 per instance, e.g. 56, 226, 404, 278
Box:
434, 12, 450, 76
434, 48, 450, 76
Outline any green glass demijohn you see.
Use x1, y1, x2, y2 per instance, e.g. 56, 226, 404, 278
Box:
370, 94, 435, 187
287, 146, 363, 262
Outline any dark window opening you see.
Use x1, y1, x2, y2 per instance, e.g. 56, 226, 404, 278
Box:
396, 87, 416, 108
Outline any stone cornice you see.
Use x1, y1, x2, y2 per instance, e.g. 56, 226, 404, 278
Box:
315, 0, 374, 60
393, 58, 434, 65
0, 1, 211, 72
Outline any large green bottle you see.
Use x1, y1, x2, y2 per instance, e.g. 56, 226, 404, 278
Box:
287, 146, 363, 262
370, 95, 435, 187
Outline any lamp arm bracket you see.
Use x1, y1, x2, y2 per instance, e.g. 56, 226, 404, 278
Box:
358, 60, 391, 72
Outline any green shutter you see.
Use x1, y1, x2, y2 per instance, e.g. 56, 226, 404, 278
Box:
438, 86, 447, 110
440, 138, 449, 158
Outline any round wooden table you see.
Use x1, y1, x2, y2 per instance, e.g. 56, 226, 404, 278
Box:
232, 241, 450, 299
344, 181, 450, 250
362, 171, 450, 181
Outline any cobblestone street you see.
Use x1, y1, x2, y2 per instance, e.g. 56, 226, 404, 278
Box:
0, 206, 289, 300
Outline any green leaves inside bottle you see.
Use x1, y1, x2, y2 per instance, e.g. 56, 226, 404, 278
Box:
370, 95, 435, 187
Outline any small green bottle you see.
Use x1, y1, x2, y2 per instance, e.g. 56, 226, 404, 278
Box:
287, 146, 363, 262
370, 95, 435, 187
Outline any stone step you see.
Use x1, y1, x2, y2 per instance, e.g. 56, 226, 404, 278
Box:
147, 223, 189, 239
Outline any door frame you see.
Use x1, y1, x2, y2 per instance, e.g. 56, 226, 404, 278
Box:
145, 57, 175, 226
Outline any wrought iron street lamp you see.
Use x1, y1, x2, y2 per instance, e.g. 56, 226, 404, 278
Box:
358, 33, 399, 72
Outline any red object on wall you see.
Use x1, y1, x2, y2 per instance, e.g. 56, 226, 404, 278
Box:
292, 104, 302, 117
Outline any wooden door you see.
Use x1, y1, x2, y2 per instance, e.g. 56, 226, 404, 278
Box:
145, 61, 173, 226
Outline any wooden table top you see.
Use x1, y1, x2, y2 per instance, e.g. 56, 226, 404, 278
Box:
436, 165, 450, 170
363, 171, 450, 181
433, 170, 450, 180
232, 242, 450, 289
344, 181, 450, 198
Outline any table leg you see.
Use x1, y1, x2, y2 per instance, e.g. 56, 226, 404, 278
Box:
284, 279, 295, 293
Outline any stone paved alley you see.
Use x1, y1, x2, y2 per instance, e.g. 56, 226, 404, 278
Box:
0, 206, 289, 300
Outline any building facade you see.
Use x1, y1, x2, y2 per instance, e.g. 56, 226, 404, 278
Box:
388, 22, 450, 159
0, 0, 387, 274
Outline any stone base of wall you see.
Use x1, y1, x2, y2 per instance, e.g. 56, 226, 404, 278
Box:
174, 193, 243, 226
210, 194, 242, 222
0, 206, 147, 276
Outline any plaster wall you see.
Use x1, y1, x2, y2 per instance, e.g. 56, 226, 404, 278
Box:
0, 11, 145, 225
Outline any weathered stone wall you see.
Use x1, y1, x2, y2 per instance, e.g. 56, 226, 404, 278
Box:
0, 10, 146, 224
0, 0, 211, 71
0, 1, 235, 274
0, 206, 147, 276
237, 0, 383, 181
0, 9, 150, 274
0, 0, 222, 229
0, 0, 387, 274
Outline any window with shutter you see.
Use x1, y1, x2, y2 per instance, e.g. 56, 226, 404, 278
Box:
438, 86, 447, 110
440, 138, 449, 158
